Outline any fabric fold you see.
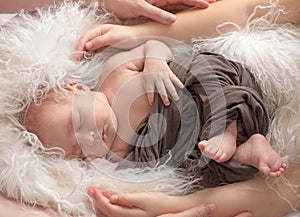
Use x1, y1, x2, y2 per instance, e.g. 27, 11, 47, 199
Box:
118, 51, 268, 188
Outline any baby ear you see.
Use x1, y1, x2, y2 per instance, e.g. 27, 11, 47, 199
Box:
66, 82, 89, 92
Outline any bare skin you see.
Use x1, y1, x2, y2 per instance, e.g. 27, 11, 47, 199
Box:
199, 121, 238, 162
89, 166, 300, 217
73, 0, 299, 216
234, 133, 286, 177
76, 0, 300, 56
25, 39, 286, 179
199, 121, 286, 177
0, 0, 215, 24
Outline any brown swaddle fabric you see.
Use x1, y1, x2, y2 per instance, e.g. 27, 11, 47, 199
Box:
117, 52, 268, 188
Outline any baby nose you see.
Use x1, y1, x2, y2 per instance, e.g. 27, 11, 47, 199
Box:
80, 130, 105, 157
87, 130, 102, 145
80, 131, 95, 147
89, 130, 95, 139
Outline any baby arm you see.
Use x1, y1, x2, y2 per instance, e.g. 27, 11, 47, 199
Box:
142, 40, 184, 105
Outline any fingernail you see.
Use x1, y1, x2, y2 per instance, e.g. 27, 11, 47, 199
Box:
167, 14, 176, 24
85, 42, 92, 49
88, 188, 95, 196
206, 203, 216, 214
110, 195, 118, 203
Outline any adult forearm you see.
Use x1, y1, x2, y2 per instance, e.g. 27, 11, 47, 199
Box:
128, 0, 246, 42
130, 0, 299, 43
170, 167, 300, 217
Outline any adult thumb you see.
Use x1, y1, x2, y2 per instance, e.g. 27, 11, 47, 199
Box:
109, 193, 143, 207
140, 2, 177, 24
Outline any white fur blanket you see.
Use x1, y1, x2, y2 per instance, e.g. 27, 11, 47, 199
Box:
0, 1, 299, 216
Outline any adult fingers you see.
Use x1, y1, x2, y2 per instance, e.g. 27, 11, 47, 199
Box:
153, 0, 211, 9
158, 203, 216, 217
76, 25, 112, 52
205, 0, 217, 3
171, 0, 209, 8
85, 34, 114, 51
109, 193, 146, 208
234, 212, 253, 217
160, 4, 190, 12
180, 0, 216, 6
89, 188, 114, 215
90, 189, 146, 217
139, 1, 177, 24
76, 29, 100, 52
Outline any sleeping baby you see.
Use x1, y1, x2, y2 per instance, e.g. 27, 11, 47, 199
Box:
20, 40, 286, 189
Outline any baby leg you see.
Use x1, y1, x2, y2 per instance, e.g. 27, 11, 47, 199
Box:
234, 134, 286, 177
198, 121, 237, 163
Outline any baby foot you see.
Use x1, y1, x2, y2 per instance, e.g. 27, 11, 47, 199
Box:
235, 134, 286, 177
198, 135, 237, 163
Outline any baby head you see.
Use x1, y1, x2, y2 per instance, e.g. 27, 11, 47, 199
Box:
22, 83, 118, 158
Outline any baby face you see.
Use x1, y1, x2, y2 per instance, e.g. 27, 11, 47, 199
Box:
72, 89, 118, 157
25, 86, 118, 158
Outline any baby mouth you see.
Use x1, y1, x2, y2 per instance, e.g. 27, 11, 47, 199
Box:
102, 130, 105, 141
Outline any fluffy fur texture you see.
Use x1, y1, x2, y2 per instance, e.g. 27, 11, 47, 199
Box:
0, 1, 299, 216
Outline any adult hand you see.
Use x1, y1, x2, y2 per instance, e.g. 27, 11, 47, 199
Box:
75, 24, 144, 61
88, 188, 216, 217
103, 0, 216, 25
88, 188, 253, 217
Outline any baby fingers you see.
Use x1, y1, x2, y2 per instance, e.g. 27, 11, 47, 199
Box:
162, 77, 180, 101
156, 80, 170, 106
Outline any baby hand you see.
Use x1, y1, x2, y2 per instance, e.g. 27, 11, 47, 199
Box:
142, 58, 184, 106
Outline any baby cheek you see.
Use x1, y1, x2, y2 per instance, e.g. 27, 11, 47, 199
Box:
42, 136, 70, 155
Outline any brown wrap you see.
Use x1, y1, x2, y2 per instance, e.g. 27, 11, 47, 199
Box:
117, 52, 268, 188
